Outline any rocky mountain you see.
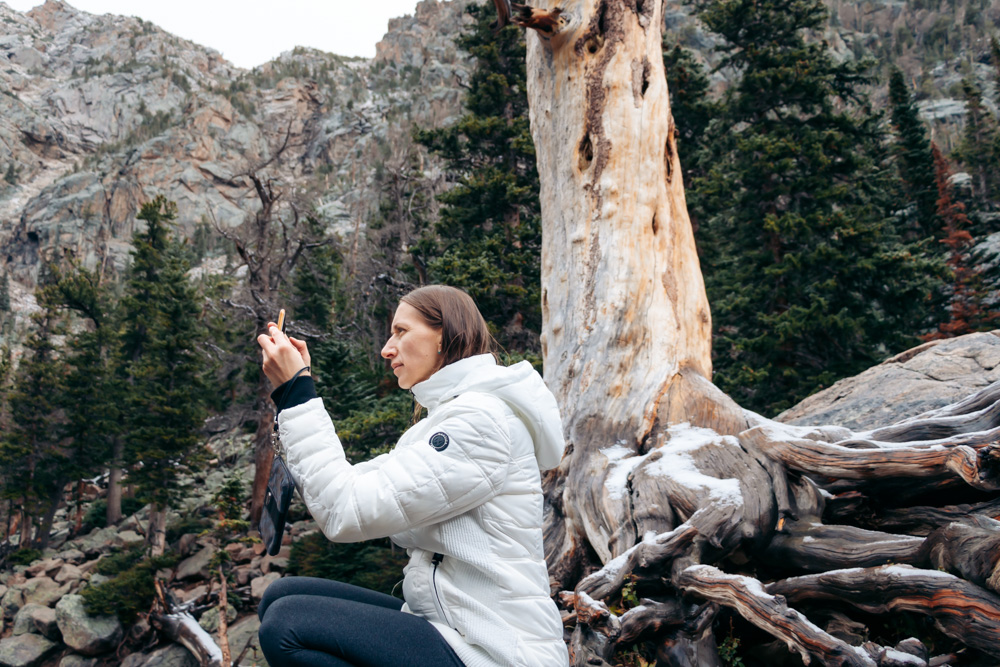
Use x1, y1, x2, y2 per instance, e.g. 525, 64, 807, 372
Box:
0, 0, 476, 324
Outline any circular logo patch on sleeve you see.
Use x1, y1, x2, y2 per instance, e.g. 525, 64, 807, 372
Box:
429, 432, 450, 452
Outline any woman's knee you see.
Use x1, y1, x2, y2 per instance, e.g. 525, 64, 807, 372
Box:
258, 596, 298, 655
257, 576, 301, 620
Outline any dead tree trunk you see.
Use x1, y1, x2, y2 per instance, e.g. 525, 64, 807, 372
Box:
215, 164, 321, 528
514, 1, 1000, 664
524, 0, 747, 583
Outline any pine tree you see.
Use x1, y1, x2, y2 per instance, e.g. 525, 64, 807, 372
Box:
120, 195, 209, 555
955, 78, 999, 204
44, 264, 124, 532
926, 145, 998, 338
0, 298, 69, 549
888, 67, 941, 239
689, 0, 938, 414
416, 3, 541, 350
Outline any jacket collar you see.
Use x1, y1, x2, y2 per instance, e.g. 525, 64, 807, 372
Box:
410, 354, 498, 411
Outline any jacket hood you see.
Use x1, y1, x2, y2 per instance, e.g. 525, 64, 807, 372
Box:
412, 354, 566, 471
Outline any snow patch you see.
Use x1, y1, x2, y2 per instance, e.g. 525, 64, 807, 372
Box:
599, 443, 650, 500
881, 564, 956, 579
643, 423, 743, 507
881, 649, 925, 665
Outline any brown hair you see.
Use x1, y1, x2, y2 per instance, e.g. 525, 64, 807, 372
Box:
400, 285, 497, 367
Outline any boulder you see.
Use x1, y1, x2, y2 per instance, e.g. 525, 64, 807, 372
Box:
69, 527, 117, 558
176, 534, 198, 557
1, 587, 24, 617
261, 546, 290, 574
226, 615, 262, 662
25, 559, 62, 579
142, 643, 198, 667
778, 330, 1000, 430
0, 634, 57, 667
233, 547, 255, 564
173, 584, 207, 604
21, 577, 70, 608
120, 654, 147, 667
77, 558, 102, 575
175, 547, 216, 581
86, 574, 110, 586
48, 529, 70, 550
234, 565, 253, 587
59, 656, 97, 667
250, 572, 281, 600
56, 549, 85, 565
113, 530, 145, 548
54, 594, 123, 656
54, 564, 84, 584
197, 604, 237, 633
12, 604, 59, 640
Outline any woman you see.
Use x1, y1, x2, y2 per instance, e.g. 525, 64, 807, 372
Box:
255, 285, 569, 667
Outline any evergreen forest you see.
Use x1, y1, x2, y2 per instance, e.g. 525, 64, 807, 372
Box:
1, 0, 1000, 664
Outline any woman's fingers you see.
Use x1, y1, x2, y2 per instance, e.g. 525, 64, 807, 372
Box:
289, 337, 312, 367
257, 332, 277, 355
256, 324, 308, 387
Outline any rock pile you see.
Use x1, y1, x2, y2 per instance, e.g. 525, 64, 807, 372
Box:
0, 434, 322, 667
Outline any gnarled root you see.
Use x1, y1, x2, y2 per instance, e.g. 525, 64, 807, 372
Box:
673, 563, 875, 666
766, 564, 1000, 659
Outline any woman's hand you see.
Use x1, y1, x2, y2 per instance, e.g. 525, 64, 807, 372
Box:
257, 322, 312, 388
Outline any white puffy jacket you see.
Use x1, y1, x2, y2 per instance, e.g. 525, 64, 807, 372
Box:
278, 354, 570, 667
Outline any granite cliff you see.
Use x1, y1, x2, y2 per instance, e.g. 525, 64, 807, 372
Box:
0, 0, 475, 322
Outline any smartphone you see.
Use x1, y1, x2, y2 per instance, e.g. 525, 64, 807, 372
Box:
276, 308, 286, 334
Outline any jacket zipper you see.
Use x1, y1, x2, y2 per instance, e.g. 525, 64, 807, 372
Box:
431, 552, 456, 629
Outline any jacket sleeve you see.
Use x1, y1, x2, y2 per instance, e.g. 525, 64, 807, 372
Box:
279, 396, 511, 542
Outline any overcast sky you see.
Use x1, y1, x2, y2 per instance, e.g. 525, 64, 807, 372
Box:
4, 0, 426, 68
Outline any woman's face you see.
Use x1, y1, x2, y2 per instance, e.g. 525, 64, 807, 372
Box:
381, 301, 443, 390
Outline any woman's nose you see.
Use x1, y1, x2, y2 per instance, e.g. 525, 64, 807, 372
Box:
381, 341, 395, 359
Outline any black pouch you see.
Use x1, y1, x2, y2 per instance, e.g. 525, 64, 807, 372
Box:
259, 453, 295, 556
257, 365, 310, 556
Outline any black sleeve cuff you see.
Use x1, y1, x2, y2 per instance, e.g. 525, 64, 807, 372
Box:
270, 375, 318, 414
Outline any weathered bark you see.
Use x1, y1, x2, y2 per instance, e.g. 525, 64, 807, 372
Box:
147, 503, 168, 557
525, 0, 749, 582
674, 564, 874, 666
766, 564, 1000, 659
922, 515, 1000, 592
18, 504, 31, 547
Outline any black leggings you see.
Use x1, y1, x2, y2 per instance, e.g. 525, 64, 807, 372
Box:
257, 576, 467, 667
